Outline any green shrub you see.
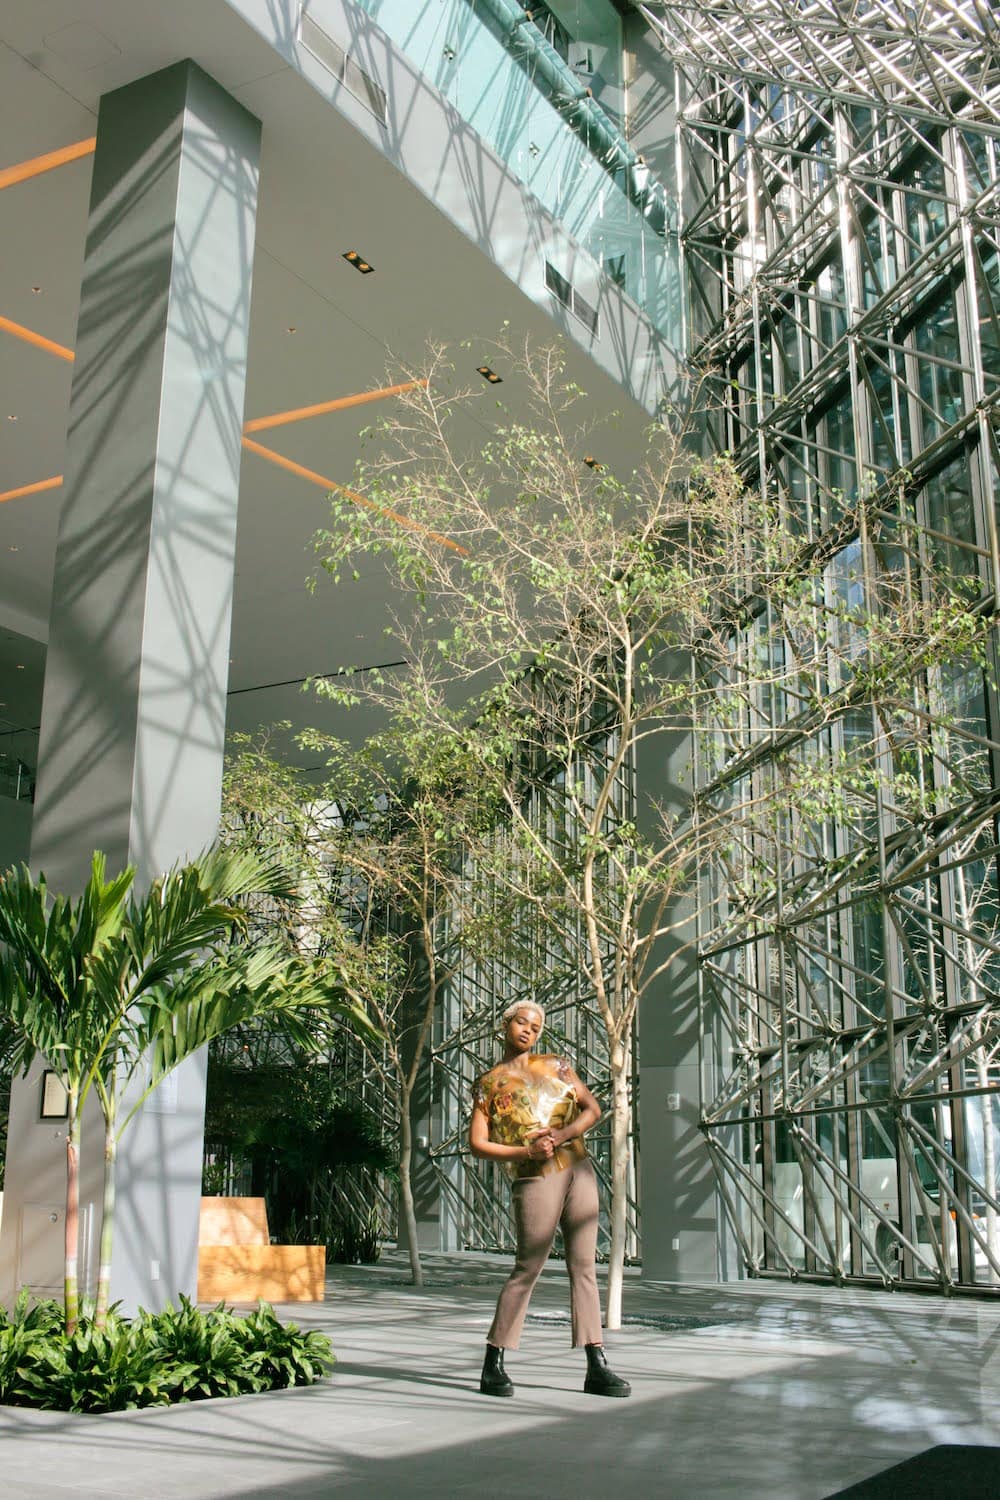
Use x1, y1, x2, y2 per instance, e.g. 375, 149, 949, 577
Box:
233, 1301, 335, 1387
139, 1297, 266, 1401
0, 1287, 64, 1336
10, 1313, 181, 1413
0, 1293, 334, 1413
0, 1290, 66, 1403
323, 1205, 383, 1265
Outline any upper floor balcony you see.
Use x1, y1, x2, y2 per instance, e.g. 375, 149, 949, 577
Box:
342, 1, 681, 348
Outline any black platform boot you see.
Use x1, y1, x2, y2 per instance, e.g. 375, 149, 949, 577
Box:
480, 1343, 514, 1397
584, 1343, 631, 1397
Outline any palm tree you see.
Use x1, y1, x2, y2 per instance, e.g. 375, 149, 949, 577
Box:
0, 856, 133, 1330
0, 849, 378, 1330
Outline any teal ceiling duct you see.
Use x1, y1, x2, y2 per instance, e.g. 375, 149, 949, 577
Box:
471, 0, 672, 236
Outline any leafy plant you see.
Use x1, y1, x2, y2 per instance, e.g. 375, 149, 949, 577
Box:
5, 1311, 180, 1413
0, 1287, 64, 1335
0, 1294, 334, 1413
0, 848, 380, 1330
232, 1301, 335, 1387
0, 1291, 65, 1402
139, 1297, 265, 1401
322, 1205, 383, 1265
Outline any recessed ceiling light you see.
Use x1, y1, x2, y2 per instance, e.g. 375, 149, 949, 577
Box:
343, 250, 374, 274
477, 365, 502, 384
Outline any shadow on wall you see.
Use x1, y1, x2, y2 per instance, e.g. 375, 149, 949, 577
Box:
0, 59, 260, 1314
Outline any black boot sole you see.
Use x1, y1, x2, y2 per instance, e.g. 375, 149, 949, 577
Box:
584, 1379, 631, 1397
480, 1380, 515, 1397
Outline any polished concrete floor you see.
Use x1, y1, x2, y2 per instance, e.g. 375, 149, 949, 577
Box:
2, 1251, 999, 1498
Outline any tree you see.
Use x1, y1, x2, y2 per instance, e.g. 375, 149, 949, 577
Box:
309, 342, 788, 1325
223, 725, 518, 1286
312, 340, 1000, 1319
0, 848, 377, 1329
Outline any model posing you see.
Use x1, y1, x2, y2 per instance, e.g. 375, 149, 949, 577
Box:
469, 999, 631, 1398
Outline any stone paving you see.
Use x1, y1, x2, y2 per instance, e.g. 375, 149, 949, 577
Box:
2, 1251, 1000, 1498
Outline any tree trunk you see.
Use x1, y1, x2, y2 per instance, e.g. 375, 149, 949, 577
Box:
94, 1122, 116, 1328
398, 1102, 423, 1286
64, 1097, 81, 1335
957, 876, 998, 1278
605, 1039, 631, 1331
974, 1038, 999, 1281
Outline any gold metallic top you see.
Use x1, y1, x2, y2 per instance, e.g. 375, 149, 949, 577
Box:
473, 1054, 587, 1181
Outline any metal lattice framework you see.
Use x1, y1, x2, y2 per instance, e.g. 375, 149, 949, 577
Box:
643, 0, 1000, 1286
640, 2, 1000, 135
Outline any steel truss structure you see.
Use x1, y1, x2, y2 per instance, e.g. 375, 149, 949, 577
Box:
640, 0, 1000, 1286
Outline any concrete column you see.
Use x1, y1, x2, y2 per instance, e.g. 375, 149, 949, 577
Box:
0, 60, 260, 1312
637, 690, 725, 1282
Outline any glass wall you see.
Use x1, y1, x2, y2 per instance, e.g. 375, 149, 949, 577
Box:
678, 57, 1000, 1289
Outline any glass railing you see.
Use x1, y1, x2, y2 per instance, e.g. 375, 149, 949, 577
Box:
0, 727, 38, 803
350, 0, 681, 346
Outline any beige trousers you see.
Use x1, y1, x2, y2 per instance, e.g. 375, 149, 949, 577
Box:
488, 1155, 603, 1349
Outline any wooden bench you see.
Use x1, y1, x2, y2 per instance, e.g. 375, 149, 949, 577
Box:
197, 1196, 325, 1303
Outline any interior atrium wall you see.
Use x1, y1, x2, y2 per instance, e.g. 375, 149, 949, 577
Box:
12, 6, 994, 1297
220, 8, 1000, 1292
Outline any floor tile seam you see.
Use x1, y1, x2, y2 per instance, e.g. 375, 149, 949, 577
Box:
3, 1356, 870, 1424
328, 1274, 1000, 1312
345, 1297, 1000, 1334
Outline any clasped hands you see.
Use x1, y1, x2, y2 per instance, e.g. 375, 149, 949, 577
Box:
525, 1127, 566, 1161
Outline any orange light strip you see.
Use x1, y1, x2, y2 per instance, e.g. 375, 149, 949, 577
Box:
0, 315, 75, 362
0, 474, 63, 505
244, 378, 429, 434
0, 457, 467, 554
0, 136, 96, 193
241, 436, 467, 555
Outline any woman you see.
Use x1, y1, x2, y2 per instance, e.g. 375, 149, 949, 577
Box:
469, 999, 631, 1398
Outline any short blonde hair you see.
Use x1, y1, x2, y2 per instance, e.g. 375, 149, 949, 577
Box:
501, 1000, 545, 1029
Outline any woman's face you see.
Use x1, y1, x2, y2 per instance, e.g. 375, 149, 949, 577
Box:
505, 1008, 543, 1053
